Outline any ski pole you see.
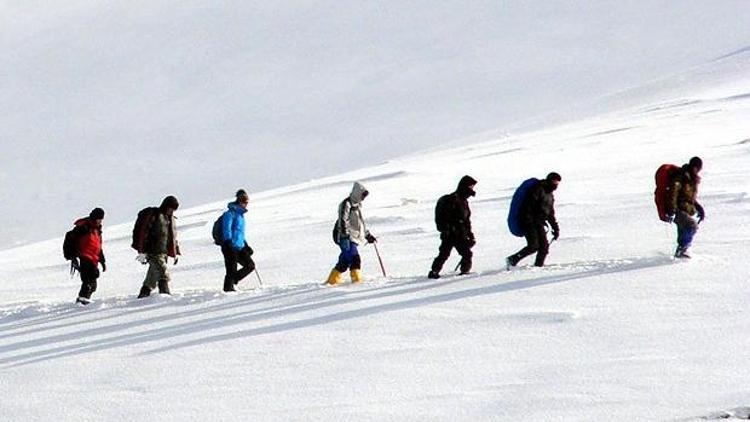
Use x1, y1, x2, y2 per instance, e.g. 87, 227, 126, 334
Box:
373, 242, 387, 278
454, 262, 461, 272
254, 267, 264, 287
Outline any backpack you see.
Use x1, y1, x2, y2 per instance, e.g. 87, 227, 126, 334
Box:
654, 164, 680, 222
212, 214, 224, 245
434, 194, 454, 232
63, 226, 81, 260
131, 207, 159, 251
507, 178, 539, 237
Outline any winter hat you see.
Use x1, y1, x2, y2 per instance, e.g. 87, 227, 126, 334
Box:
89, 208, 105, 220
689, 156, 703, 171
236, 189, 249, 203
160, 195, 180, 210
546, 172, 562, 182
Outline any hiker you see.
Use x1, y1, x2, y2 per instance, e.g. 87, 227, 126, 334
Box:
506, 172, 561, 268
133, 195, 181, 298
427, 175, 477, 279
666, 156, 705, 258
326, 182, 377, 285
65, 208, 107, 305
219, 189, 255, 292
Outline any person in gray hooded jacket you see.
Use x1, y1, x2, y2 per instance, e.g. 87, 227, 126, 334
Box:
326, 182, 377, 285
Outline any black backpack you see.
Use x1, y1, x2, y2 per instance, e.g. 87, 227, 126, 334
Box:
63, 227, 80, 260
131, 207, 158, 251
434, 194, 454, 232
212, 214, 224, 245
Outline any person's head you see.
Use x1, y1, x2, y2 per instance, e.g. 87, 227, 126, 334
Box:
350, 182, 369, 203
688, 156, 703, 175
159, 195, 180, 215
544, 172, 562, 193
89, 207, 105, 225
236, 189, 249, 209
456, 175, 477, 199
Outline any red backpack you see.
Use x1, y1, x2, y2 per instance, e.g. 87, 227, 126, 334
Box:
654, 164, 680, 222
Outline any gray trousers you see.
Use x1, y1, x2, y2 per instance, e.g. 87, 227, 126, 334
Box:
142, 254, 170, 291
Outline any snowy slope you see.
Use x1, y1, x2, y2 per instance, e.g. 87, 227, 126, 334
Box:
3, 1, 750, 247
2, 57, 750, 420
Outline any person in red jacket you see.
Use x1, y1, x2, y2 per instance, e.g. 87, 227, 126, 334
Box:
69, 208, 106, 304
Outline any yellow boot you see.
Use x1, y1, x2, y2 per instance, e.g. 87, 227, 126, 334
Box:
350, 269, 362, 283
326, 269, 343, 285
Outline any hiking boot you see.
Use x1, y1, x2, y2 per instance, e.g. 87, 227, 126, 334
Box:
137, 285, 151, 299
223, 280, 237, 292
350, 269, 363, 283
325, 269, 343, 285
505, 255, 518, 270
158, 280, 171, 295
674, 246, 691, 259
427, 270, 440, 279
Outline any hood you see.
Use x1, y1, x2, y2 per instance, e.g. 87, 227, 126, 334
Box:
349, 182, 369, 204
74, 217, 100, 230
456, 175, 477, 199
228, 202, 248, 214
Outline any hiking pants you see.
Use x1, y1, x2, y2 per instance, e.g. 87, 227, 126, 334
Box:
431, 233, 473, 274
511, 222, 549, 267
222, 244, 255, 286
675, 211, 698, 248
77, 258, 100, 300
142, 254, 170, 293
335, 240, 361, 273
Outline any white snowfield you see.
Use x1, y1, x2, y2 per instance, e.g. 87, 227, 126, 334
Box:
2, 56, 750, 421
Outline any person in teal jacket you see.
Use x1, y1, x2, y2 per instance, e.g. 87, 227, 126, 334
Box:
220, 189, 255, 292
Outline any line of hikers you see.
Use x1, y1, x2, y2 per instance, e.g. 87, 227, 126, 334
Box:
63, 156, 704, 305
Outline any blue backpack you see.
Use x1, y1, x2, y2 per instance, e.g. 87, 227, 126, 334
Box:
507, 178, 539, 237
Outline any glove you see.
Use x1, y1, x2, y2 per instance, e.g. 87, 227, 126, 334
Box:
365, 233, 377, 244
696, 204, 705, 223
71, 257, 80, 270
339, 236, 351, 251
549, 221, 560, 240
101, 262, 107, 272
467, 234, 476, 247
135, 253, 148, 265
666, 213, 675, 223
173, 256, 179, 266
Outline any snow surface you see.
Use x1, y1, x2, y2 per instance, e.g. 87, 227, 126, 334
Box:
2, 48, 750, 421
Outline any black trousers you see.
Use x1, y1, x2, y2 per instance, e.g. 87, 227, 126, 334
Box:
77, 259, 100, 299
222, 244, 255, 286
431, 234, 473, 274
510, 222, 549, 266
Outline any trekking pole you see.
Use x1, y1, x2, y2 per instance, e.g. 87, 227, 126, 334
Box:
373, 242, 387, 278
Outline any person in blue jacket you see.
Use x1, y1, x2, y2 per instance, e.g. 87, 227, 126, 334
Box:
220, 189, 255, 292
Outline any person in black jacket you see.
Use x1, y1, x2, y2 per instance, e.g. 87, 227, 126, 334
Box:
428, 175, 477, 279
506, 172, 561, 268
